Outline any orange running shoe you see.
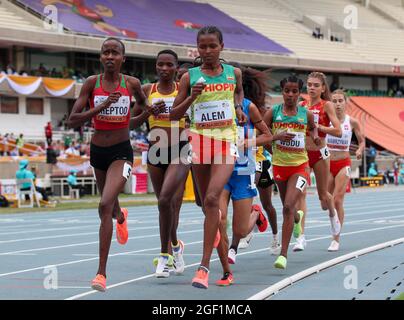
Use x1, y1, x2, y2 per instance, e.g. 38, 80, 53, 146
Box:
116, 208, 128, 245
252, 204, 268, 233
215, 272, 234, 286
213, 210, 222, 248
91, 274, 106, 292
191, 266, 209, 289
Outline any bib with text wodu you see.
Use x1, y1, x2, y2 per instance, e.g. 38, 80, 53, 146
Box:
193, 99, 233, 129
275, 132, 306, 153
94, 95, 130, 122
151, 97, 175, 120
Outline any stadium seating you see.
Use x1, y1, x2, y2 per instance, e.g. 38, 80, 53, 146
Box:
0, 1, 41, 32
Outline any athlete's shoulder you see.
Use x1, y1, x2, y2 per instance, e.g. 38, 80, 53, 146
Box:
142, 83, 153, 96
125, 75, 141, 87
81, 75, 97, 92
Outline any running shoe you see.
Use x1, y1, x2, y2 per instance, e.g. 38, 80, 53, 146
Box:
91, 274, 106, 292
293, 210, 304, 239
328, 240, 340, 252
274, 255, 287, 269
215, 272, 234, 286
172, 240, 185, 275
191, 266, 209, 289
330, 212, 341, 236
227, 248, 237, 264
116, 208, 128, 245
239, 231, 254, 249
252, 204, 268, 232
270, 236, 281, 255
153, 255, 174, 269
155, 255, 171, 278
293, 234, 307, 252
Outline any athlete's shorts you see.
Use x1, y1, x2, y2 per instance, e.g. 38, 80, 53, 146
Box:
90, 140, 134, 172
330, 158, 351, 178
273, 162, 309, 182
308, 146, 330, 168
224, 171, 257, 201
256, 160, 275, 189
147, 140, 191, 170
189, 132, 237, 165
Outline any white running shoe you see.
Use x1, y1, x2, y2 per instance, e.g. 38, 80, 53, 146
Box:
238, 232, 254, 249
293, 234, 307, 252
328, 240, 340, 252
155, 255, 170, 278
270, 236, 281, 255
228, 248, 237, 264
330, 213, 341, 236
173, 240, 185, 275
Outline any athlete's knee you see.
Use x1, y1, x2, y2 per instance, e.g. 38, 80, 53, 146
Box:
334, 195, 344, 209
318, 191, 332, 203
283, 202, 295, 216
203, 192, 219, 210
158, 193, 173, 212
98, 200, 114, 219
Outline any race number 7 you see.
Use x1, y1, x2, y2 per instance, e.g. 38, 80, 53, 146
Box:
296, 176, 307, 192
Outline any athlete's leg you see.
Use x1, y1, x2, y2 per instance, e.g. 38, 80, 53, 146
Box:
332, 168, 350, 242
312, 158, 335, 216
258, 185, 277, 235
278, 174, 305, 258
94, 169, 123, 223
192, 160, 234, 270
217, 189, 231, 274
96, 160, 131, 277
231, 197, 256, 249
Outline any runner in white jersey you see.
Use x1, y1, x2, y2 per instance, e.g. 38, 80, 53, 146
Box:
326, 89, 365, 251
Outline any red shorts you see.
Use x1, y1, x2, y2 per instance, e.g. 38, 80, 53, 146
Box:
189, 132, 236, 165
330, 158, 351, 178
273, 162, 309, 182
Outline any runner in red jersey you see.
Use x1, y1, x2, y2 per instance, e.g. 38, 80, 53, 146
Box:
327, 90, 365, 251
294, 72, 342, 252
68, 37, 159, 292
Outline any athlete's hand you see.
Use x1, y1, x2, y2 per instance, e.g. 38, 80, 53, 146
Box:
151, 100, 167, 115
236, 108, 248, 126
104, 91, 122, 107
313, 136, 322, 146
190, 83, 206, 100
356, 149, 362, 160
276, 130, 296, 142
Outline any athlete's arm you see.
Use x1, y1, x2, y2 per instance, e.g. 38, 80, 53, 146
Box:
318, 102, 342, 137
131, 84, 152, 128
170, 72, 200, 120
307, 110, 321, 146
234, 67, 247, 125
351, 117, 365, 160
248, 102, 273, 147
67, 76, 119, 128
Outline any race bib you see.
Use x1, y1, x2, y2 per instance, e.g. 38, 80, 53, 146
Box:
151, 97, 175, 120
255, 161, 263, 173
122, 162, 132, 180
194, 100, 233, 129
346, 166, 351, 178
313, 112, 320, 124
276, 132, 305, 152
320, 146, 330, 159
94, 95, 130, 122
296, 176, 307, 192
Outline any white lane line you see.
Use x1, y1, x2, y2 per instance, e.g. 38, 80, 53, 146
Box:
247, 238, 404, 300
0, 228, 204, 256
0, 240, 203, 278
1, 209, 403, 255
2, 203, 402, 244
64, 223, 404, 300
1, 194, 402, 226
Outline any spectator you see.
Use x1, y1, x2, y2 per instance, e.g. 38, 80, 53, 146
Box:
393, 158, 400, 185
67, 169, 85, 197
367, 145, 377, 165
38, 63, 48, 76
64, 134, 72, 149
65, 141, 80, 156
15, 134, 24, 156
45, 121, 53, 146
46, 142, 58, 164
368, 162, 378, 177
16, 159, 49, 202
399, 164, 404, 185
